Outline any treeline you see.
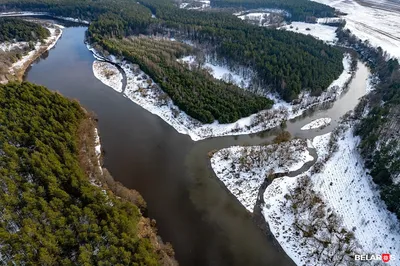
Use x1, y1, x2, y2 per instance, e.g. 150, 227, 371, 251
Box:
1, 0, 344, 109
0, 17, 49, 42
0, 82, 172, 265
210, 0, 336, 21
138, 0, 344, 101
100, 37, 273, 123
337, 27, 400, 219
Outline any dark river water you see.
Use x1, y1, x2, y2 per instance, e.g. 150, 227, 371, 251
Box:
25, 26, 369, 266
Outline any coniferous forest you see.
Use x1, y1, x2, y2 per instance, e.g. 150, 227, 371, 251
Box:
0, 17, 50, 42
0, 0, 344, 118
0, 82, 173, 265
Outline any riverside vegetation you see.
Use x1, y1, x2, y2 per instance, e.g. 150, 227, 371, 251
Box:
337, 26, 400, 220
0, 82, 176, 265
0, 18, 50, 82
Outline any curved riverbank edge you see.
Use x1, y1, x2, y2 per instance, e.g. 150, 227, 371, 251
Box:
209, 139, 315, 212
88, 44, 355, 141
2, 24, 63, 83
77, 111, 178, 265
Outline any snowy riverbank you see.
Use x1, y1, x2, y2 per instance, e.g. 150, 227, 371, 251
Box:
211, 123, 400, 265
210, 139, 314, 212
91, 46, 353, 141
3, 24, 62, 82
263, 126, 400, 265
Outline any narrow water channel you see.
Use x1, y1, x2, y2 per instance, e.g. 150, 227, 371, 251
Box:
25, 25, 370, 266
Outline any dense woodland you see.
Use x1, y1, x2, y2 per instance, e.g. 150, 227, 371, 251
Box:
101, 37, 272, 123
1, 0, 343, 106
0, 82, 173, 265
210, 0, 336, 21
0, 17, 49, 42
337, 28, 400, 220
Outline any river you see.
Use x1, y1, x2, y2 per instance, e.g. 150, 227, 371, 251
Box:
25, 25, 370, 266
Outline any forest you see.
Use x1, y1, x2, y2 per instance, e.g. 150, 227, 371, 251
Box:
0, 82, 173, 265
91, 0, 344, 103
337, 27, 400, 220
0, 17, 50, 42
100, 37, 273, 123
210, 0, 336, 21
1, 0, 344, 107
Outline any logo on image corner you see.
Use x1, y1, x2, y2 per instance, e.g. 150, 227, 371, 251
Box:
354, 253, 394, 263
382, 254, 391, 263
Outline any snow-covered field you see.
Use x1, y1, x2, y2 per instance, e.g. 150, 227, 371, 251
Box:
92, 61, 123, 92
179, 0, 210, 10
0, 42, 28, 52
210, 139, 313, 212
279, 22, 338, 43
178, 55, 253, 88
300, 117, 331, 130
234, 9, 288, 27
311, 0, 400, 59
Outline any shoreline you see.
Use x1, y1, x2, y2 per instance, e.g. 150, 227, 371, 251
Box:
11, 25, 63, 82
76, 111, 178, 265
88, 43, 355, 141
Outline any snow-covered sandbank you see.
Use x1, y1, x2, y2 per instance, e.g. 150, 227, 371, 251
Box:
300, 117, 331, 130
92, 61, 123, 92
279, 22, 338, 43
210, 139, 313, 212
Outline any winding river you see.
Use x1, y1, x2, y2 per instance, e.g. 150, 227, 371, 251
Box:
25, 25, 370, 266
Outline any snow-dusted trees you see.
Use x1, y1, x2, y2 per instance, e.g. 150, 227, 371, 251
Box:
285, 176, 361, 265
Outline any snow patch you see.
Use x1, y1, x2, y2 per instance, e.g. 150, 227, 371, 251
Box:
300, 117, 331, 130
279, 21, 338, 43
93, 61, 123, 93
94, 128, 103, 175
